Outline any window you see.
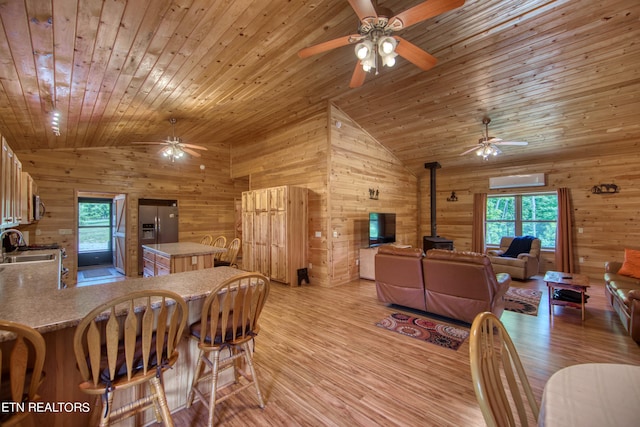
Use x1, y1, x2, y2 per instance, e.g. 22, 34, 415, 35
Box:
486, 193, 558, 249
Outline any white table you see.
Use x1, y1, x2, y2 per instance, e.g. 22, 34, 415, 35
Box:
539, 363, 640, 427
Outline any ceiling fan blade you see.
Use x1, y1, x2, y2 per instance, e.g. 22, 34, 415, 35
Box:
349, 63, 367, 88
298, 35, 358, 58
388, 0, 465, 30
460, 145, 481, 156
394, 36, 437, 71
181, 143, 208, 150
131, 141, 166, 146
347, 0, 377, 22
182, 148, 202, 158
495, 141, 528, 146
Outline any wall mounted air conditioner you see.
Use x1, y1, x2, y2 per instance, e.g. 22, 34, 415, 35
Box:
489, 173, 545, 189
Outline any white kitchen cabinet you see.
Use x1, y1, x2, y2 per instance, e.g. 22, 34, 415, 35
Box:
242, 185, 308, 286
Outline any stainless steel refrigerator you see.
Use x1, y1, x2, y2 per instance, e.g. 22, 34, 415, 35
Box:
138, 199, 179, 275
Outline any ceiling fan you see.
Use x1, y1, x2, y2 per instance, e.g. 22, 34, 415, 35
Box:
131, 118, 207, 162
297, 0, 465, 88
460, 117, 528, 160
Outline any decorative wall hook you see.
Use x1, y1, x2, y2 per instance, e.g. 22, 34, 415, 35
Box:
447, 191, 458, 202
591, 184, 619, 194
368, 188, 379, 200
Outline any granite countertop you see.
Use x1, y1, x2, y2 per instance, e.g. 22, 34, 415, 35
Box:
142, 242, 226, 257
0, 258, 243, 341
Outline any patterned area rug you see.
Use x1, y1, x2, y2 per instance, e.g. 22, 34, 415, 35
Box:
375, 312, 470, 351
504, 287, 542, 316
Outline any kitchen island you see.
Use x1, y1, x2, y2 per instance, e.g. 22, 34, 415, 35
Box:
0, 259, 244, 426
142, 241, 226, 277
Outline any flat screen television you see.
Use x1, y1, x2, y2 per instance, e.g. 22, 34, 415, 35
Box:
369, 212, 396, 247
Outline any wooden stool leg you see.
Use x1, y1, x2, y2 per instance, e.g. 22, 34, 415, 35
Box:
99, 391, 115, 427
150, 376, 174, 427
243, 342, 265, 408
187, 349, 206, 408
208, 350, 221, 427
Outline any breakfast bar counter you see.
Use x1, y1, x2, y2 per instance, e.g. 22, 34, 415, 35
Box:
0, 263, 244, 425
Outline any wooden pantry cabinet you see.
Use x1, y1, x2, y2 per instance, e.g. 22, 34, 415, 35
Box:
242, 185, 308, 286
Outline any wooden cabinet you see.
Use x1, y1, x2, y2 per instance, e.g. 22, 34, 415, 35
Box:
242, 185, 308, 286
1, 137, 23, 228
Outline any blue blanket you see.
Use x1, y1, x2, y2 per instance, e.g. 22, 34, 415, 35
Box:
500, 236, 536, 258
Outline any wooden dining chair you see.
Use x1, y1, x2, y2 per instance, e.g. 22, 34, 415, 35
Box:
186, 272, 270, 427
215, 237, 241, 267
0, 320, 46, 427
469, 312, 539, 427
200, 234, 214, 245
73, 290, 188, 426
211, 235, 227, 262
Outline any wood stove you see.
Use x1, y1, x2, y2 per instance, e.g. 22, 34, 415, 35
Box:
423, 162, 453, 252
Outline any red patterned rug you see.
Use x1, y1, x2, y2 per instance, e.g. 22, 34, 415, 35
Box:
504, 287, 542, 316
375, 312, 470, 351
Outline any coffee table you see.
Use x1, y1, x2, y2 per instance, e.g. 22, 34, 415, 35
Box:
544, 270, 591, 320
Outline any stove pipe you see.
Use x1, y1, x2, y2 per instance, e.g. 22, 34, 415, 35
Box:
424, 161, 441, 237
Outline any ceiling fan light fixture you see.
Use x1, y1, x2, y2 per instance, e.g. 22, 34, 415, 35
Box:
378, 36, 397, 55
355, 40, 373, 60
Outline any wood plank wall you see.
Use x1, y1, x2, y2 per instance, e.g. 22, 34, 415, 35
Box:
329, 105, 418, 285
421, 151, 640, 280
231, 110, 329, 286
16, 144, 241, 284
231, 103, 418, 287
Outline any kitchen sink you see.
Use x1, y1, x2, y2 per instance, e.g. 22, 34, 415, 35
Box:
3, 253, 56, 263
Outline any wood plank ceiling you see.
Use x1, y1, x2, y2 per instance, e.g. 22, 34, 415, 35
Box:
0, 0, 638, 173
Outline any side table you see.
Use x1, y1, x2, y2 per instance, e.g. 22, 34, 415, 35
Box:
543, 271, 591, 321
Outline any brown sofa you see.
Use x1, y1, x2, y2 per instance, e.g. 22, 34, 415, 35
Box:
375, 246, 511, 324
487, 236, 541, 280
604, 261, 640, 342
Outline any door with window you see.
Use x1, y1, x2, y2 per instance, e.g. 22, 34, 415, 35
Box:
78, 197, 113, 267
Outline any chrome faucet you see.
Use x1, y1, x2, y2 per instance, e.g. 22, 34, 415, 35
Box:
0, 229, 25, 263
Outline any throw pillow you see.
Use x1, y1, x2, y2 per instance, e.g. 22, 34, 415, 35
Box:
618, 248, 640, 280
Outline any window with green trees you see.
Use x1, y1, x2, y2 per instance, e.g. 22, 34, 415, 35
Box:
486, 193, 558, 249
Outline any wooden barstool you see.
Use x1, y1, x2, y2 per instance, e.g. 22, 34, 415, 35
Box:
200, 235, 214, 245
0, 320, 46, 427
73, 290, 188, 426
211, 236, 227, 264
186, 272, 270, 426
215, 237, 241, 267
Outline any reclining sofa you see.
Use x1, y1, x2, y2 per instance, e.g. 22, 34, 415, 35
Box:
375, 246, 511, 324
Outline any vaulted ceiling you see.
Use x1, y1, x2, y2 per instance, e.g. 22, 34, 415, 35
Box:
0, 0, 638, 173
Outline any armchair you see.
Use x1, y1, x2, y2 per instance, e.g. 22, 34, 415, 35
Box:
487, 236, 541, 280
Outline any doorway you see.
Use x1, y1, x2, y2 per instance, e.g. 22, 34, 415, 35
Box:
78, 197, 113, 266
76, 193, 127, 286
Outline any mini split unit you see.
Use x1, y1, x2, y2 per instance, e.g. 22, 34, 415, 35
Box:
489, 173, 545, 189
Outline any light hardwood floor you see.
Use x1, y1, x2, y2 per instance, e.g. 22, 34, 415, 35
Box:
172, 275, 640, 426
